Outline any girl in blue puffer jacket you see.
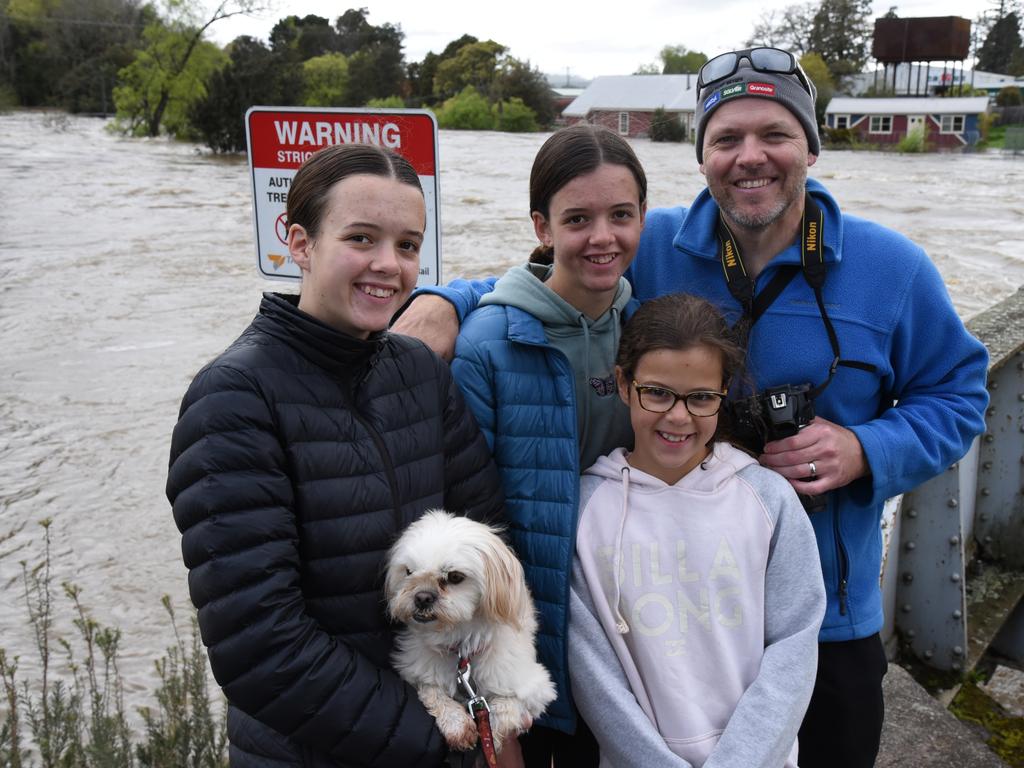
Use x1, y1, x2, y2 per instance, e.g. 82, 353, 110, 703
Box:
451, 124, 647, 768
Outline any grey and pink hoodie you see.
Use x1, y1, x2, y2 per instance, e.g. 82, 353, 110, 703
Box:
571, 442, 825, 768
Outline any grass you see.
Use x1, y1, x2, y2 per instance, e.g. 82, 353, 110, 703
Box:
0, 519, 227, 768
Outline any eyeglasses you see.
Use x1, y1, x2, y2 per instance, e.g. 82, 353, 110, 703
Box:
697, 47, 813, 98
632, 382, 727, 417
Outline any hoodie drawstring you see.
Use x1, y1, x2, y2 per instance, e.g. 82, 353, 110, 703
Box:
578, 313, 592, 456
612, 464, 631, 634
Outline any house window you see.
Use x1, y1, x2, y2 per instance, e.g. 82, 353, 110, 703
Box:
618, 112, 629, 135
834, 115, 850, 129
940, 115, 965, 133
869, 115, 892, 133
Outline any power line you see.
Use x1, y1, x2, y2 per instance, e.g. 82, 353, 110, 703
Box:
0, 12, 148, 30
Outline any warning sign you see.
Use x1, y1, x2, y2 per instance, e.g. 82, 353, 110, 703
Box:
245, 107, 441, 284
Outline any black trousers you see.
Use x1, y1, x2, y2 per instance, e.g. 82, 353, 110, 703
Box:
798, 633, 888, 768
520, 718, 599, 768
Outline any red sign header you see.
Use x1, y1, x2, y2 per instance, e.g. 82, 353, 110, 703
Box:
247, 110, 436, 174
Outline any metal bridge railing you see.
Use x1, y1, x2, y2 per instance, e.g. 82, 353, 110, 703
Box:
881, 286, 1024, 684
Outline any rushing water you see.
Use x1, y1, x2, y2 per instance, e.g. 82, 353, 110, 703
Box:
0, 111, 1022, 710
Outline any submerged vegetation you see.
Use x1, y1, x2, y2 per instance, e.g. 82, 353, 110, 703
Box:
0, 519, 227, 768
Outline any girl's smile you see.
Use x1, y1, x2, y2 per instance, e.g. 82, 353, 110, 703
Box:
618, 345, 725, 485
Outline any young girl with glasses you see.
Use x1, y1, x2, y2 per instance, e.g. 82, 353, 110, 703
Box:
569, 292, 825, 768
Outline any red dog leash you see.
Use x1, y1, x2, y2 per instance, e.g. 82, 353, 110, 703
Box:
456, 656, 498, 767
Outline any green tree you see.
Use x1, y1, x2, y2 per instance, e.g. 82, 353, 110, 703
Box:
334, 6, 376, 54
435, 85, 493, 129
113, 19, 226, 137
112, 0, 262, 137
301, 51, 348, 105
406, 35, 478, 106
808, 0, 873, 83
659, 45, 707, 74
3, 0, 152, 111
269, 14, 339, 60
492, 97, 537, 131
189, 35, 295, 152
978, 11, 1023, 74
496, 56, 553, 127
433, 39, 506, 99
633, 63, 661, 75
799, 51, 833, 125
334, 7, 405, 104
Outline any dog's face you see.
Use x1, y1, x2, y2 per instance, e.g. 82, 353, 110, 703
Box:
385, 511, 526, 632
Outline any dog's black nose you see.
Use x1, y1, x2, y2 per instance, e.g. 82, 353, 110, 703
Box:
414, 590, 437, 610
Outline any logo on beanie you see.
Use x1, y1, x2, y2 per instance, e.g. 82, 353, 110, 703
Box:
721, 83, 744, 99
748, 82, 776, 96
703, 91, 721, 110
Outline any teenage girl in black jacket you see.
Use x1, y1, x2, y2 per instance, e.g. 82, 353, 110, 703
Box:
167, 143, 504, 767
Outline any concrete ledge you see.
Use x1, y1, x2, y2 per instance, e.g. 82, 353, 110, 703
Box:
877, 664, 1007, 767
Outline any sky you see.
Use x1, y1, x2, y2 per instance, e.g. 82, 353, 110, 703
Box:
205, 0, 1000, 80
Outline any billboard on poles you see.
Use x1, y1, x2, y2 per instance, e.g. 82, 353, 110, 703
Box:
244, 107, 441, 285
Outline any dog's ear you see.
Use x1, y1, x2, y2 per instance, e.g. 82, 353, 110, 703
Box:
480, 536, 528, 630
383, 541, 407, 618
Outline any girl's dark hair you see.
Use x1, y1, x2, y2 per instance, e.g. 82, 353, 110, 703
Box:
617, 293, 748, 445
528, 124, 648, 264
286, 143, 423, 240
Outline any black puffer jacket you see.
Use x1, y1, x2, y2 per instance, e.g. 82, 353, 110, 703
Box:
166, 293, 504, 767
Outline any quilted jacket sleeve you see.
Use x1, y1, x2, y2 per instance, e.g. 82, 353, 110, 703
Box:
166, 361, 447, 767
436, 353, 505, 526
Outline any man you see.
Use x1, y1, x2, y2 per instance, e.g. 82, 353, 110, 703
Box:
394, 47, 990, 768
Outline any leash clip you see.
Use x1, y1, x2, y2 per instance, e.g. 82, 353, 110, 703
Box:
456, 659, 491, 715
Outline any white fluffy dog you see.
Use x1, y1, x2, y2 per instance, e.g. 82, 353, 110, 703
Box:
385, 510, 556, 753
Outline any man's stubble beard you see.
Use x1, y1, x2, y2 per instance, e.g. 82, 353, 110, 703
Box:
714, 163, 808, 231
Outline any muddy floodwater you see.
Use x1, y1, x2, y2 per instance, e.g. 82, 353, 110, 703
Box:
1, 111, 1022, 711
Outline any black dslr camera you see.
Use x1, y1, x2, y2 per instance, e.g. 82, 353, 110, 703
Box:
727, 384, 826, 513
729, 383, 815, 447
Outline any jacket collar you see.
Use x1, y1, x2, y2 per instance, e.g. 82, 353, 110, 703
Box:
255, 292, 385, 378
673, 177, 843, 267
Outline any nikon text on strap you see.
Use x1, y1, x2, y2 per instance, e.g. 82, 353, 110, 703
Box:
717, 192, 875, 399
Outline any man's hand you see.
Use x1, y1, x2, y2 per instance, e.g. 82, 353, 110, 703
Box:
495, 734, 525, 768
759, 416, 869, 496
391, 294, 460, 361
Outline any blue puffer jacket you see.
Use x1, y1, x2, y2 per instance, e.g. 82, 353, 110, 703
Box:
451, 300, 636, 733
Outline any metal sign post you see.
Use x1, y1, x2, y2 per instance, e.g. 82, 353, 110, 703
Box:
244, 107, 441, 285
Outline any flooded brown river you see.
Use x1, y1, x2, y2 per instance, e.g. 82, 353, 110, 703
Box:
0, 110, 1022, 709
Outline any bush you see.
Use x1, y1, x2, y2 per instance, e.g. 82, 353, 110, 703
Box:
492, 98, 538, 132
301, 53, 349, 107
366, 96, 406, 108
995, 86, 1022, 107
897, 125, 926, 153
0, 519, 227, 767
649, 107, 686, 142
824, 126, 857, 146
435, 86, 494, 130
